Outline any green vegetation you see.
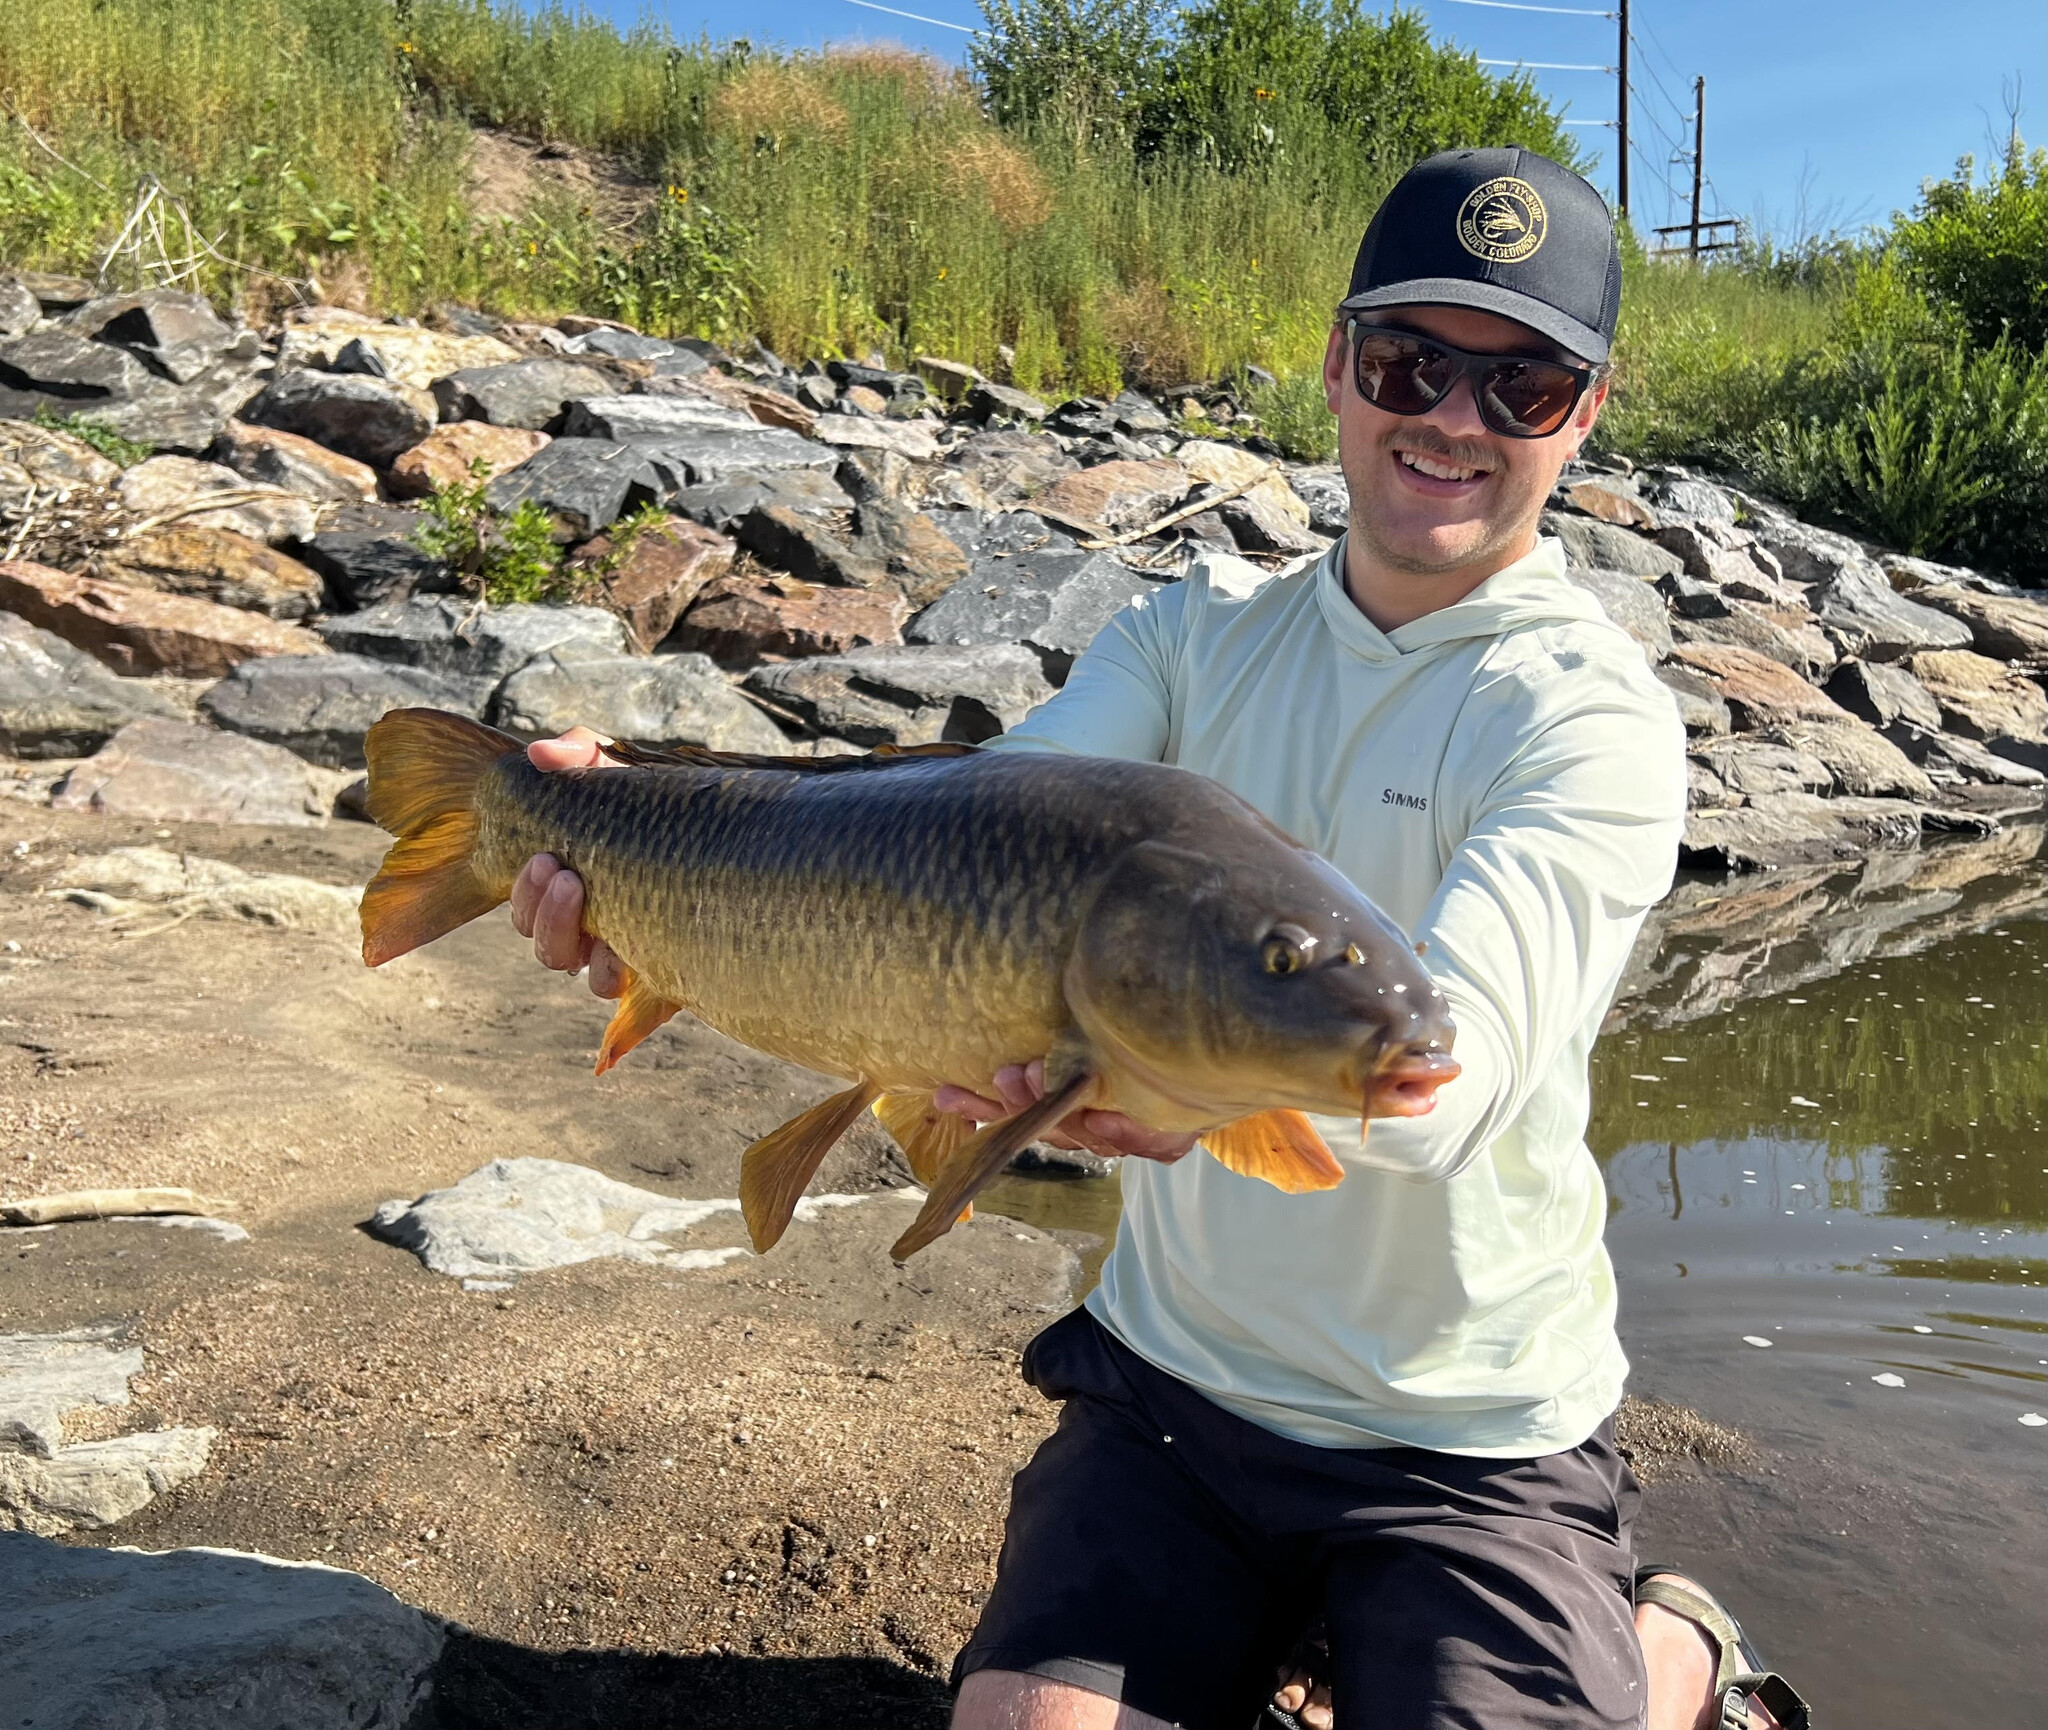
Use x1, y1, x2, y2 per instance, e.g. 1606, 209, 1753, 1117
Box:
414, 462, 574, 604
31, 404, 154, 467
2, 0, 2039, 576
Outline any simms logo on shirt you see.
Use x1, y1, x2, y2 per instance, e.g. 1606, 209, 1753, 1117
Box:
1382, 788, 1429, 811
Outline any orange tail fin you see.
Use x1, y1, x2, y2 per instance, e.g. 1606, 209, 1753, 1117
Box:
359, 708, 521, 967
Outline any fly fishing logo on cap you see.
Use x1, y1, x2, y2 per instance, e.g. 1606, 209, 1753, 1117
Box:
1457, 176, 1548, 263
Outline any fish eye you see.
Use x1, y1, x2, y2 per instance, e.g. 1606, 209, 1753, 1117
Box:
1261, 923, 1316, 976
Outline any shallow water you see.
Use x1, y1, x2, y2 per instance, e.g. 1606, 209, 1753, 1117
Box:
982, 823, 2047, 1727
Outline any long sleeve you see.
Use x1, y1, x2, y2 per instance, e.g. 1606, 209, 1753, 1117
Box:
985, 582, 1187, 764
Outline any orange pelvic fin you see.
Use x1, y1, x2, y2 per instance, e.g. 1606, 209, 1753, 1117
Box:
1200, 1110, 1346, 1195
594, 967, 683, 1075
740, 1080, 883, 1254
358, 709, 522, 968
872, 1091, 976, 1187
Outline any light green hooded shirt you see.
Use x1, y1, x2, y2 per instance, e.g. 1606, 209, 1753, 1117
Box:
991, 534, 1687, 1456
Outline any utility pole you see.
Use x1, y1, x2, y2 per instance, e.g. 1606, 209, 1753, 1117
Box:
1688, 74, 1705, 259
1615, 0, 1630, 220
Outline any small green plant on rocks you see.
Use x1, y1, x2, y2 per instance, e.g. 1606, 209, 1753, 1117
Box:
414, 461, 576, 606
32, 405, 155, 468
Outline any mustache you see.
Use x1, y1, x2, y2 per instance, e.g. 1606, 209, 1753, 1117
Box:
1380, 425, 1498, 473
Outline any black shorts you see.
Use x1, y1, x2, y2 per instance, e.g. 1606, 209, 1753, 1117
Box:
954, 1307, 1645, 1730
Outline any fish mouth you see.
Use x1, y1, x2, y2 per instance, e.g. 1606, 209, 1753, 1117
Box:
1366, 1051, 1462, 1119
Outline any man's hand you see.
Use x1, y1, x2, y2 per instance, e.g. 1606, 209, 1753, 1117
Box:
507, 728, 625, 1000
933, 1059, 1199, 1164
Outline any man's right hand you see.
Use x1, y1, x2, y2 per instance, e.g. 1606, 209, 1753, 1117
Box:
507, 728, 625, 1001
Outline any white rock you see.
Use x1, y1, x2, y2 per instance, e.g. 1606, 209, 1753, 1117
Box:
0, 1327, 139, 1457
0, 1530, 445, 1729
0, 1427, 216, 1535
811, 416, 943, 462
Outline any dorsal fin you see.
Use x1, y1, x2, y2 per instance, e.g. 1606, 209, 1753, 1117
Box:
601, 738, 980, 775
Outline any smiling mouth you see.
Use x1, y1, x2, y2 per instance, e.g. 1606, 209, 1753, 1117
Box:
1394, 448, 1490, 484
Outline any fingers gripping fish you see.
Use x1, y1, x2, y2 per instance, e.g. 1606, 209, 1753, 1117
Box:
356, 710, 1459, 1261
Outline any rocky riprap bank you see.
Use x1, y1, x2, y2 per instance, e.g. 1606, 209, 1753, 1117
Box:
3, 277, 2044, 868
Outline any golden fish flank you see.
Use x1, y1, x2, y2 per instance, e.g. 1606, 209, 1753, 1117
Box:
357, 709, 1460, 1261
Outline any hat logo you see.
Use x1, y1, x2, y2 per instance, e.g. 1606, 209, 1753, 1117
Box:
1456, 177, 1548, 263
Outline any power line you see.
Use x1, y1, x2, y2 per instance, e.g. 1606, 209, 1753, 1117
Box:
1435, 0, 1616, 16
1477, 58, 1615, 71
841, 0, 975, 30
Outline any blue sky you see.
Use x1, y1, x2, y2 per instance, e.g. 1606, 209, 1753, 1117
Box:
575, 0, 2041, 237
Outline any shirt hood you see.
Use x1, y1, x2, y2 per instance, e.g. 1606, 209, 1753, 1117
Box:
1312, 535, 1611, 663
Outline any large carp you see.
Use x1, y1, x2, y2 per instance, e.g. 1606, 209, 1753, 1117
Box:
357, 709, 1459, 1260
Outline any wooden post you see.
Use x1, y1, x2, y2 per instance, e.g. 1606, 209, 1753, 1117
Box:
1616, 0, 1630, 219
1688, 75, 1705, 260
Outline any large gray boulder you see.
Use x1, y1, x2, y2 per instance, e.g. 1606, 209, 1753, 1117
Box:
314, 594, 627, 684
242, 369, 435, 467
1823, 658, 1943, 732
50, 718, 334, 827
668, 466, 852, 534
0, 1532, 445, 1728
1566, 567, 1672, 660
492, 647, 788, 751
645, 425, 843, 487
1654, 663, 1731, 735
199, 653, 495, 769
0, 613, 176, 757
1541, 510, 1683, 579
1810, 561, 1973, 661
0, 325, 262, 452
294, 502, 453, 610
62, 290, 244, 387
430, 358, 614, 429
560, 394, 758, 440
909, 547, 1164, 680
1288, 467, 1351, 537
747, 642, 1055, 746
482, 437, 671, 538
1762, 720, 1937, 801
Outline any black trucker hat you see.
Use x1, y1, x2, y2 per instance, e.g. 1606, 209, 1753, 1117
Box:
1339, 147, 1621, 363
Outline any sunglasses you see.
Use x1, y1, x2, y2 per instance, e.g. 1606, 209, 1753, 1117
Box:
1342, 319, 1597, 439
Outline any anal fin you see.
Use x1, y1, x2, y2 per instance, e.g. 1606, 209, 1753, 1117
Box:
1200, 1110, 1346, 1195
741, 1080, 882, 1253
594, 965, 683, 1076
873, 1092, 976, 1187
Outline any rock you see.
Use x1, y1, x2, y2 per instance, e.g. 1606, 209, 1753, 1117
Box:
1669, 643, 1853, 732
835, 447, 915, 504
1879, 552, 1981, 592
0, 560, 327, 678
1891, 726, 2047, 788
1540, 511, 1683, 579
1823, 658, 1943, 732
945, 430, 1080, 503
668, 467, 853, 535
1109, 391, 1172, 435
1744, 514, 1866, 586
638, 370, 819, 436
1909, 586, 2048, 662
571, 515, 734, 652
636, 426, 841, 488
909, 547, 1164, 681
316, 595, 627, 684
746, 642, 1054, 746
1679, 793, 1949, 873
492, 646, 787, 750
210, 420, 377, 503
1688, 736, 1832, 804
0, 279, 38, 338
1176, 441, 1272, 493
0, 613, 177, 756
1644, 475, 1736, 524
0, 1325, 140, 1458
371, 1155, 885, 1279
672, 571, 909, 664
1907, 650, 2048, 764
825, 360, 925, 402
1030, 458, 1188, 535
564, 327, 676, 361
0, 327, 156, 408
199, 653, 494, 769
1653, 521, 1786, 595
736, 503, 888, 590
810, 416, 944, 462
0, 1430, 216, 1537
841, 384, 890, 416
103, 527, 326, 621
1654, 663, 1730, 735
1762, 720, 1937, 801
1655, 568, 1729, 619
559, 394, 758, 440
964, 380, 1050, 424
1289, 467, 1351, 537
295, 503, 453, 610
917, 356, 984, 403
427, 358, 612, 431
112, 454, 317, 545
1562, 478, 1656, 530
51, 718, 336, 825
851, 496, 972, 608
62, 290, 243, 386
241, 369, 436, 467
481, 437, 670, 538
1810, 561, 1973, 661
1569, 567, 1673, 660
11, 272, 94, 312
1669, 602, 1836, 681
44, 846, 362, 933
276, 305, 519, 387
0, 417, 120, 489
0, 1531, 444, 1723
1222, 488, 1326, 556
385, 422, 549, 498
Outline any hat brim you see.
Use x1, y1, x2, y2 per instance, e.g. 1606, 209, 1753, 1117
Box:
1336, 278, 1610, 365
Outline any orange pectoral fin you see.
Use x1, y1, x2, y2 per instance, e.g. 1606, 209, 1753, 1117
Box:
1200, 1110, 1346, 1195
594, 967, 683, 1075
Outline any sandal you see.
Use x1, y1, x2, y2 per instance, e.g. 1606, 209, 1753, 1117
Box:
1262, 1618, 1329, 1730
1634, 1565, 1813, 1730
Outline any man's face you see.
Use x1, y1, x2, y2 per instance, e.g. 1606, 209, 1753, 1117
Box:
1321, 303, 1607, 579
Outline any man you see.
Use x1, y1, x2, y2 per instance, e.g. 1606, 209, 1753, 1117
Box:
510, 150, 1805, 1730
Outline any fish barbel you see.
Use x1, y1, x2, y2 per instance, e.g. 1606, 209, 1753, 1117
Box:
358, 709, 1459, 1260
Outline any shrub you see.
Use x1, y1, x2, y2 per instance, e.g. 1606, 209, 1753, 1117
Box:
1891, 140, 2048, 351
414, 466, 577, 605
